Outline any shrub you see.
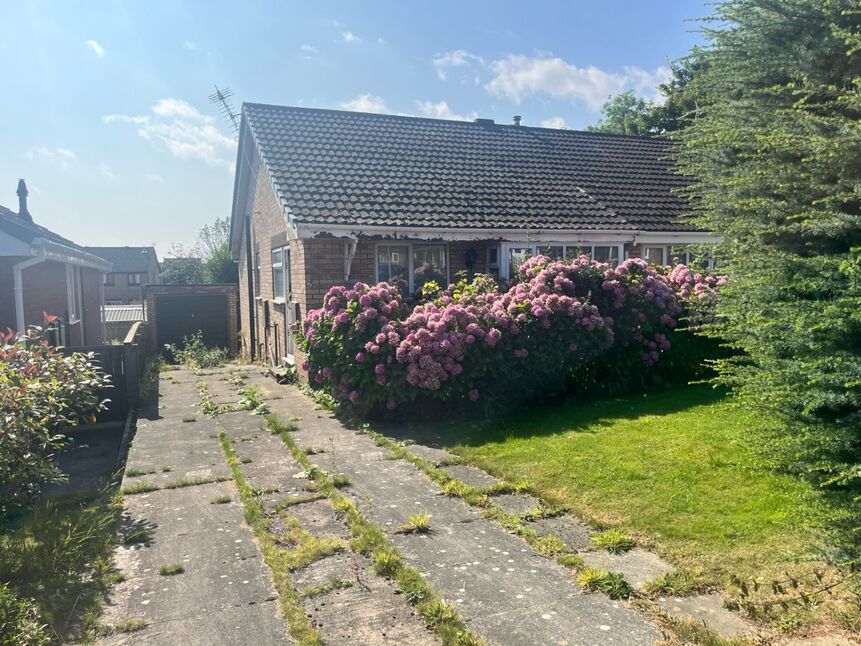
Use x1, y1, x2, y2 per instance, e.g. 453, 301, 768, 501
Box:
0, 324, 110, 518
0, 583, 50, 646
165, 331, 229, 369
297, 257, 724, 414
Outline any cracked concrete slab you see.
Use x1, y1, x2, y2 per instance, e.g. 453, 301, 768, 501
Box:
403, 443, 459, 464
581, 548, 674, 589
291, 553, 357, 592
526, 514, 594, 551
440, 463, 502, 489
287, 498, 352, 540
490, 492, 543, 516
656, 594, 753, 637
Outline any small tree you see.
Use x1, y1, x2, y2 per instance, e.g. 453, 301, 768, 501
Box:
196, 217, 238, 284
588, 91, 657, 136
0, 322, 110, 518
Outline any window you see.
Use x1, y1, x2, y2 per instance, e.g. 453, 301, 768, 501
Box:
412, 244, 447, 291
501, 243, 623, 278
376, 244, 410, 293
103, 273, 115, 286
128, 273, 143, 285
592, 245, 619, 264
642, 246, 666, 265
486, 246, 500, 277
375, 243, 448, 293
271, 247, 290, 301
669, 245, 715, 270
66, 265, 81, 322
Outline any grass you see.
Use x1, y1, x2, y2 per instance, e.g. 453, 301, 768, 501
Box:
122, 481, 160, 495
404, 384, 846, 628
0, 493, 123, 642
159, 563, 185, 576
590, 528, 636, 554
94, 617, 149, 636
182, 415, 197, 423
125, 466, 156, 477
576, 567, 633, 599
211, 494, 232, 504
396, 511, 431, 534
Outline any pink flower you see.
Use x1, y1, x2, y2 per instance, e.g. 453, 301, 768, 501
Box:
374, 363, 386, 375
386, 399, 397, 410
355, 352, 365, 363
349, 390, 359, 403
469, 389, 479, 401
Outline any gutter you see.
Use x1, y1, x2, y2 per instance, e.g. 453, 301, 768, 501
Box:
13, 247, 47, 332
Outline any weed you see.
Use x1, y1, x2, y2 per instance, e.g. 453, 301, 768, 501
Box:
163, 476, 222, 489
443, 480, 470, 497
590, 528, 635, 554
182, 416, 197, 423
576, 567, 632, 599
373, 549, 403, 578
122, 481, 159, 495
331, 474, 351, 489
275, 493, 325, 509
298, 578, 354, 598
557, 554, 585, 570
235, 386, 270, 415
642, 567, 704, 597
530, 534, 566, 557
158, 563, 184, 576
123, 527, 153, 545
167, 331, 229, 369
124, 467, 156, 477
211, 495, 232, 505
94, 617, 149, 636
420, 598, 459, 628
399, 512, 431, 534
161, 466, 172, 473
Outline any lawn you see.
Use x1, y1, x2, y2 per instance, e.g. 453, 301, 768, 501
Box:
403, 384, 854, 627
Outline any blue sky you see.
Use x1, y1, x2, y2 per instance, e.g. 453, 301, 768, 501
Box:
0, 0, 710, 256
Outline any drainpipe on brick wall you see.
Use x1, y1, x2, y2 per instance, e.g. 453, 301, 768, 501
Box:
344, 238, 358, 282
244, 214, 256, 360
13, 247, 47, 333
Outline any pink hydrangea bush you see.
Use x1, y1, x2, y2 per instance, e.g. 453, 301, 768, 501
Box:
297, 256, 724, 414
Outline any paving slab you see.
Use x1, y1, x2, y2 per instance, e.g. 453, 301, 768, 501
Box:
291, 553, 357, 592
526, 514, 594, 551
302, 577, 438, 645
240, 374, 660, 646
287, 498, 352, 540
404, 443, 459, 464
490, 492, 543, 516
440, 463, 502, 489
97, 599, 288, 646
581, 548, 675, 589
656, 594, 753, 637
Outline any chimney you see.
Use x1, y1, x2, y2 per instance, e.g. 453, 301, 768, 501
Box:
16, 179, 32, 223
513, 115, 522, 126
473, 118, 495, 126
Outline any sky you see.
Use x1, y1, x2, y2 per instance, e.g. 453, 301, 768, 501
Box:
0, 0, 711, 258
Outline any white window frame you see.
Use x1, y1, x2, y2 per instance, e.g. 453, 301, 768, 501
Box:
374, 242, 449, 294
499, 242, 624, 279
66, 264, 82, 323
271, 246, 290, 303
637, 245, 667, 265
127, 273, 143, 286
669, 245, 716, 270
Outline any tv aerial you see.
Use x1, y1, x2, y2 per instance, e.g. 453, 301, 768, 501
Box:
209, 85, 240, 136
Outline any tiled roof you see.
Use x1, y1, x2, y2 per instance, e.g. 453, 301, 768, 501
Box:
85, 246, 159, 273
242, 103, 697, 232
0, 206, 88, 251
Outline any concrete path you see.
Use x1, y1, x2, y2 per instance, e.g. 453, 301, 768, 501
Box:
233, 370, 663, 646
96, 370, 292, 645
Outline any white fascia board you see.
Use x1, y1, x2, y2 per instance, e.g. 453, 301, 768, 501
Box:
297, 223, 719, 244
633, 232, 720, 245
36, 238, 112, 271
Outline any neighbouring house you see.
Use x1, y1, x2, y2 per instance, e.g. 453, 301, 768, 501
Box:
103, 303, 144, 342
85, 246, 160, 304
228, 104, 717, 367
0, 180, 111, 344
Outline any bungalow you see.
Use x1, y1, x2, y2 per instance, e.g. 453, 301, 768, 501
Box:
0, 180, 111, 344
228, 104, 716, 367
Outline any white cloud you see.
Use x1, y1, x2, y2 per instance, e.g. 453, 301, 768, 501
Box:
340, 31, 362, 44
432, 49, 484, 80
24, 147, 76, 168
415, 100, 477, 122
102, 98, 234, 170
485, 55, 671, 111
300, 44, 318, 53
540, 116, 568, 129
98, 163, 115, 179
84, 40, 105, 57
146, 173, 165, 183
183, 41, 198, 51
339, 93, 389, 113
